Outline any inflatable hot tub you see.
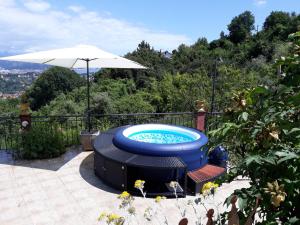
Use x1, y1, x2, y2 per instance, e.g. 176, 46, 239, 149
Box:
113, 124, 208, 171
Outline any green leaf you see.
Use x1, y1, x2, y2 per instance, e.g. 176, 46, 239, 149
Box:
287, 92, 300, 105
282, 129, 289, 135
241, 112, 249, 122
288, 128, 300, 135
276, 151, 299, 164
288, 217, 299, 224
245, 155, 262, 166
262, 157, 276, 165
251, 86, 268, 95
238, 197, 247, 210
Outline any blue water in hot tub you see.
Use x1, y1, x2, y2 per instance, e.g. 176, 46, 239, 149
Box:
127, 130, 196, 144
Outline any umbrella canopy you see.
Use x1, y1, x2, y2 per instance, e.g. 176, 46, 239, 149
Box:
0, 45, 146, 131
0, 45, 146, 69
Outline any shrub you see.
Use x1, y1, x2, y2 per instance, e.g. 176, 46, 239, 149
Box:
209, 32, 300, 224
18, 123, 65, 159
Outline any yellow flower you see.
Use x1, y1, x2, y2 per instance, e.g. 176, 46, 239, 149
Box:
97, 211, 107, 221
201, 182, 219, 195
134, 180, 145, 189
118, 191, 130, 199
107, 213, 121, 223
264, 180, 287, 208
271, 194, 286, 207
155, 196, 166, 203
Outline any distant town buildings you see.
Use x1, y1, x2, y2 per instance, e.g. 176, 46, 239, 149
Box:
0, 67, 44, 75
0, 68, 41, 98
0, 92, 24, 99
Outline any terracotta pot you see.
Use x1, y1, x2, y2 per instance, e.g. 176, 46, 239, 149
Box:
20, 103, 30, 111
80, 130, 100, 151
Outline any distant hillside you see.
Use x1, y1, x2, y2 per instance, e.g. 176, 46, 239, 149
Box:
0, 60, 49, 70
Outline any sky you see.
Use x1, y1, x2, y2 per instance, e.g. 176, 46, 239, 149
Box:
0, 0, 299, 56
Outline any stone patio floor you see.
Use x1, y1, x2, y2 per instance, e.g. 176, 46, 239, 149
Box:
0, 147, 249, 225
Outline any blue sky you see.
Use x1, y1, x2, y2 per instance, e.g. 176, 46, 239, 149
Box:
0, 0, 299, 55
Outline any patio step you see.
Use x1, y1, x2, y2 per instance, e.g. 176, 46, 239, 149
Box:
187, 164, 226, 195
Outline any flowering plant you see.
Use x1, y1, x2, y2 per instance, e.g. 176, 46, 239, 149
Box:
210, 32, 300, 224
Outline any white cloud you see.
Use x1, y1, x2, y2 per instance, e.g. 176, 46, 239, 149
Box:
23, 0, 50, 12
0, 0, 15, 7
254, 0, 267, 6
0, 1, 190, 55
68, 5, 83, 13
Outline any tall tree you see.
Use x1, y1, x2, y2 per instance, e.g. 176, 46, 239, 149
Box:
228, 11, 255, 44
95, 41, 173, 89
263, 11, 293, 40
26, 67, 84, 110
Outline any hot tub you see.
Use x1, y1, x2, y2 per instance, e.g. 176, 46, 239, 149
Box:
113, 124, 208, 171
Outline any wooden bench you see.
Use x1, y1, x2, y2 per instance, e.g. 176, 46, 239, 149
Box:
187, 164, 226, 195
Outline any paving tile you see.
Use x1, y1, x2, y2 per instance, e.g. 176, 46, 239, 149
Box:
47, 196, 73, 208
57, 167, 76, 175
59, 174, 82, 183
0, 167, 12, 175
30, 210, 58, 225
44, 189, 69, 199
0, 180, 15, 191
0, 206, 28, 222
63, 180, 89, 192
0, 147, 251, 225
40, 179, 64, 188
26, 200, 51, 215
77, 198, 99, 211
0, 216, 34, 225
69, 189, 90, 201
36, 173, 57, 182
0, 189, 16, 201
16, 184, 43, 196
54, 216, 85, 225
0, 196, 25, 211
22, 191, 48, 203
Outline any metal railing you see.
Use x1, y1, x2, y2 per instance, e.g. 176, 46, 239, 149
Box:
205, 111, 224, 132
0, 112, 201, 151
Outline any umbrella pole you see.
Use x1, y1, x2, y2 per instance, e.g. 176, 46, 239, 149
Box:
86, 59, 91, 132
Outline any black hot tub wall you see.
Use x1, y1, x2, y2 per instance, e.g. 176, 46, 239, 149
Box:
93, 127, 188, 196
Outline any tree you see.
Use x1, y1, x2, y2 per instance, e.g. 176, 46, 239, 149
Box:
20, 10, 298, 117
90, 92, 114, 115
94, 41, 173, 89
115, 92, 155, 114
211, 32, 300, 224
228, 11, 255, 44
26, 67, 84, 110
0, 98, 19, 116
263, 11, 293, 40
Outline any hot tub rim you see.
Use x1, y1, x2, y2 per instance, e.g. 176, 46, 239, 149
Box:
112, 124, 208, 156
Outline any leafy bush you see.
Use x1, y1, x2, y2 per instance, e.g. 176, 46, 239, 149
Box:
90, 92, 115, 115
26, 66, 85, 110
18, 123, 65, 159
210, 32, 300, 224
115, 91, 155, 114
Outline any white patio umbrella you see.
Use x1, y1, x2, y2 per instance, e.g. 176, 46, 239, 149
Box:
0, 45, 146, 131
